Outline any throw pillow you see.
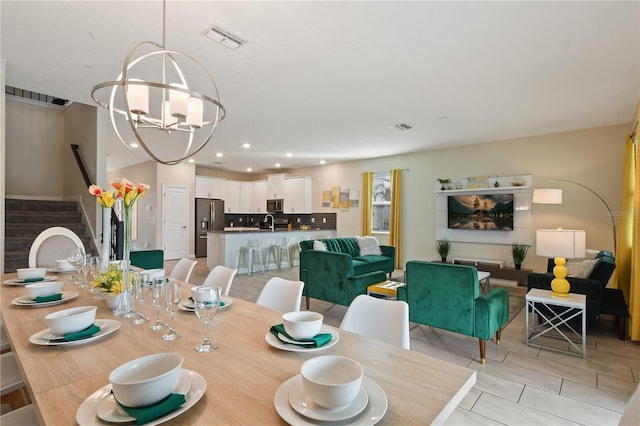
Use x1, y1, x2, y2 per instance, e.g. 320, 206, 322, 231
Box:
565, 258, 598, 279
356, 236, 382, 256
313, 240, 327, 251
568, 248, 599, 263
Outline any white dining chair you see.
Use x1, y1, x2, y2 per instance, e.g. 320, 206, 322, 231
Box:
340, 295, 410, 350
0, 352, 27, 411
256, 277, 304, 312
28, 226, 85, 268
202, 265, 238, 296
169, 258, 197, 284
0, 404, 38, 425
619, 382, 640, 425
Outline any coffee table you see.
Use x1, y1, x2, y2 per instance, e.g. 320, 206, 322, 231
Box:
525, 288, 587, 358
367, 281, 406, 300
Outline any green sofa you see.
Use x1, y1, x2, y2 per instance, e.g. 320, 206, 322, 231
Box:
299, 237, 395, 309
397, 260, 509, 364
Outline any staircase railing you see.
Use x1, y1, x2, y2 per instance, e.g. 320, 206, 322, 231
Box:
70, 144, 124, 261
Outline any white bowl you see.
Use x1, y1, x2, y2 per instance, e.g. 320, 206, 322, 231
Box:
56, 259, 73, 271
301, 355, 364, 410
190, 286, 218, 303
44, 306, 97, 335
283, 311, 323, 340
25, 281, 63, 299
16, 268, 47, 280
110, 353, 183, 407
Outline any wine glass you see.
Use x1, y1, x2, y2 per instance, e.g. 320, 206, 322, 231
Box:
132, 272, 150, 325
162, 280, 181, 341
194, 286, 221, 352
80, 254, 92, 288
149, 279, 168, 331
66, 247, 85, 286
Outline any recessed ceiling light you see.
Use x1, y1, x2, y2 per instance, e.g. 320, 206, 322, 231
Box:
188, 158, 195, 163
130, 142, 139, 148
319, 160, 326, 165
286, 152, 293, 157
242, 143, 251, 149
275, 163, 281, 168
216, 152, 223, 157
246, 167, 252, 172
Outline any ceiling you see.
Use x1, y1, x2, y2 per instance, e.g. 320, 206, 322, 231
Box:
2, 1, 639, 174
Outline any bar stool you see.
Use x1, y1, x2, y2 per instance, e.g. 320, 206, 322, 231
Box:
237, 239, 265, 276
267, 237, 291, 271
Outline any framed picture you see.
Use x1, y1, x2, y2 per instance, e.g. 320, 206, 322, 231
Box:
332, 186, 340, 208
340, 189, 350, 210
349, 189, 359, 207
322, 191, 333, 207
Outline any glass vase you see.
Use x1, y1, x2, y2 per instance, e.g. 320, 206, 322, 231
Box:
114, 207, 136, 318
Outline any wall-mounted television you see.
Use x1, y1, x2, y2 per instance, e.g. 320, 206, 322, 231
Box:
448, 194, 514, 230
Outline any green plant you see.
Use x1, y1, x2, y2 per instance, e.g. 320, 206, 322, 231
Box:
511, 242, 530, 268
437, 178, 451, 190
436, 239, 451, 261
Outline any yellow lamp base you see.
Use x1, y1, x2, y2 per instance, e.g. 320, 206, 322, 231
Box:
550, 257, 570, 297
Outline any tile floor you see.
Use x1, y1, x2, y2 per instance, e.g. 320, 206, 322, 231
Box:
169, 259, 639, 425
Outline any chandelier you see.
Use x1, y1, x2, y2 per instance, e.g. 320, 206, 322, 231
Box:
91, 0, 226, 165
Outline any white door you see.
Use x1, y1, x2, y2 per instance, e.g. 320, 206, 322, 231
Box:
163, 185, 189, 260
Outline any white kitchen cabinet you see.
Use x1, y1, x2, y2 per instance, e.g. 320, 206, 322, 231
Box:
195, 176, 225, 199
267, 173, 286, 199
284, 176, 312, 213
223, 180, 241, 213
239, 182, 252, 213
251, 180, 267, 213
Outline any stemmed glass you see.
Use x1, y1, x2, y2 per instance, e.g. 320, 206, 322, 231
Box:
162, 280, 181, 341
149, 278, 168, 331
194, 286, 221, 352
66, 247, 85, 286
80, 254, 92, 288
89, 256, 106, 300
133, 273, 150, 325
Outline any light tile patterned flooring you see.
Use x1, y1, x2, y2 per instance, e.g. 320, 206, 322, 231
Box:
170, 259, 639, 425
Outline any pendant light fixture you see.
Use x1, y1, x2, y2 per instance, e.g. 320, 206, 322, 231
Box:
91, 0, 226, 165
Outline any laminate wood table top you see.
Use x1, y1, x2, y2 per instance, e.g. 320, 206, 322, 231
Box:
1, 273, 475, 425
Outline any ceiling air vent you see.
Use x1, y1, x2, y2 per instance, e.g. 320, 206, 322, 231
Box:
393, 123, 413, 131
5, 86, 73, 108
204, 24, 248, 50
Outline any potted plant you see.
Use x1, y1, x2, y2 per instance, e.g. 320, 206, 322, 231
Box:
437, 179, 451, 190
436, 239, 451, 263
512, 242, 530, 270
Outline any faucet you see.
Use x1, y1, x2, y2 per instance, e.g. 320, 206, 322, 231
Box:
264, 214, 275, 232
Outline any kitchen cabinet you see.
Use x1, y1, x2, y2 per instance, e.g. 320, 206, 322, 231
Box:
267, 173, 286, 199
195, 176, 225, 199
284, 176, 312, 213
223, 180, 241, 213
251, 180, 267, 213
240, 182, 252, 213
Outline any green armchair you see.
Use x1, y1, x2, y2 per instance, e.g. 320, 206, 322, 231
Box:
397, 260, 509, 364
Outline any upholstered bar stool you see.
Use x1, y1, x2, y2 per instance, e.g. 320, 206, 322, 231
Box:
237, 239, 265, 276
267, 237, 291, 272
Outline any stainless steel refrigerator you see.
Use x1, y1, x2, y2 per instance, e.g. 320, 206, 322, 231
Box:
195, 198, 225, 257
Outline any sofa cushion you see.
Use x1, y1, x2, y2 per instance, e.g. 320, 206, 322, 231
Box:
356, 236, 382, 256
336, 238, 361, 257
565, 258, 598, 278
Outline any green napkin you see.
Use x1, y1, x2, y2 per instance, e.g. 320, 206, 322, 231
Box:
269, 324, 332, 347
63, 324, 101, 342
188, 297, 225, 307
23, 277, 45, 283
35, 293, 62, 303
116, 393, 187, 425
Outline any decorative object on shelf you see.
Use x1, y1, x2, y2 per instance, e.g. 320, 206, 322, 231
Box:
90, 0, 226, 165
511, 242, 530, 270
466, 176, 488, 189
535, 229, 586, 297
437, 179, 451, 190
455, 181, 463, 190
510, 176, 526, 187
494, 180, 500, 187
89, 185, 117, 269
533, 178, 617, 253
435, 239, 451, 263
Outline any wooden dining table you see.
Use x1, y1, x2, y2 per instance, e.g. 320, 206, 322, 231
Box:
1, 273, 476, 425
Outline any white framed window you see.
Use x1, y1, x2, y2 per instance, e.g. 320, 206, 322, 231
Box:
372, 172, 391, 233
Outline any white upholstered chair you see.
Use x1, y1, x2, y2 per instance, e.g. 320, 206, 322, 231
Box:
202, 265, 238, 296
0, 404, 38, 425
28, 226, 85, 268
169, 258, 198, 284
256, 277, 304, 312
340, 294, 410, 350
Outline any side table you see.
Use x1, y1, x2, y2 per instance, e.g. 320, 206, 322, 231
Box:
525, 288, 586, 358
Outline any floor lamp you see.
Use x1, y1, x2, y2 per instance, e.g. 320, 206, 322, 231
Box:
536, 229, 586, 297
532, 179, 616, 253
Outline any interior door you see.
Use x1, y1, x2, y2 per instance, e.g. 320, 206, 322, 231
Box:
163, 185, 189, 260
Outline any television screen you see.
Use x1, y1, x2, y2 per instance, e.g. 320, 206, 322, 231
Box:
448, 194, 514, 230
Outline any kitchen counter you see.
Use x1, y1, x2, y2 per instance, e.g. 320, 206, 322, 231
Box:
207, 229, 336, 272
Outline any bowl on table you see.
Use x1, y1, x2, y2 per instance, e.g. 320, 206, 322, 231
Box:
300, 355, 364, 410
109, 353, 183, 407
190, 286, 219, 303
44, 306, 97, 335
282, 311, 323, 340
16, 268, 47, 281
56, 259, 73, 271
25, 281, 63, 299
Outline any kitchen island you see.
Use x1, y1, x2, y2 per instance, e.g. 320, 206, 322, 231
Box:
207, 229, 336, 273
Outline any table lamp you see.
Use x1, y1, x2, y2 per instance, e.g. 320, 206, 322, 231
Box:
535, 229, 586, 297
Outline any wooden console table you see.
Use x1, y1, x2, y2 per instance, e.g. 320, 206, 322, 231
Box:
452, 260, 531, 287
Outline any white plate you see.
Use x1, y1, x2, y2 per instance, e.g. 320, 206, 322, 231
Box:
76, 369, 206, 426
29, 319, 120, 346
275, 375, 387, 426
181, 297, 233, 311
47, 267, 75, 274
288, 374, 369, 421
97, 370, 192, 423
11, 291, 78, 307
265, 325, 340, 352
3, 276, 58, 285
